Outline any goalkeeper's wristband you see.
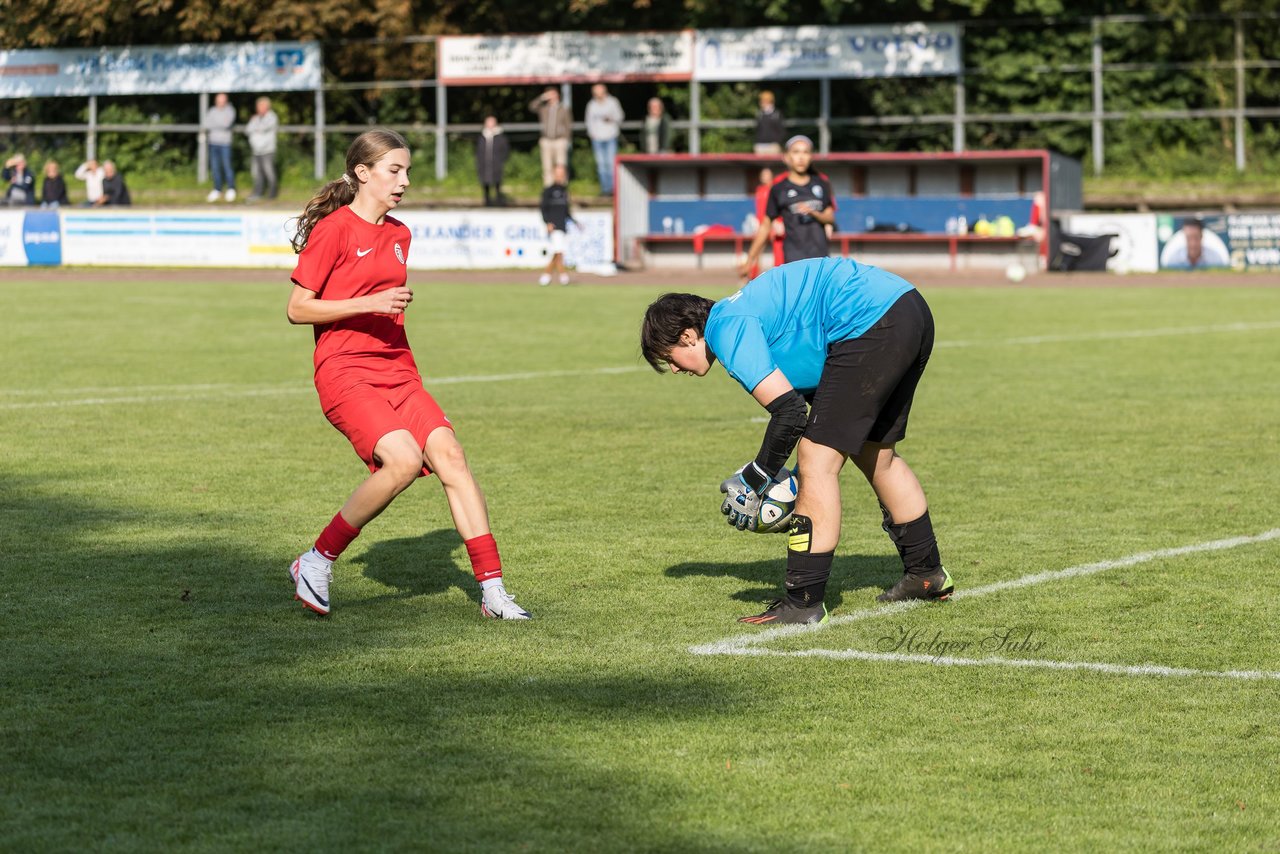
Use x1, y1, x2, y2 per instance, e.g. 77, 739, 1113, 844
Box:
739, 461, 770, 493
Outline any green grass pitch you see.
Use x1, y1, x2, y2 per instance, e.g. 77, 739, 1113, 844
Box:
1, 272, 1278, 851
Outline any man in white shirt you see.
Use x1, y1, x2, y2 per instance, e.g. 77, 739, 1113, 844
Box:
74, 159, 105, 206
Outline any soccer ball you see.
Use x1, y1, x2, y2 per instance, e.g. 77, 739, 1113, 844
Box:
757, 468, 799, 533
1005, 262, 1027, 283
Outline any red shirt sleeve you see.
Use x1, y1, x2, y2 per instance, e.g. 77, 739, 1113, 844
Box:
291, 216, 343, 294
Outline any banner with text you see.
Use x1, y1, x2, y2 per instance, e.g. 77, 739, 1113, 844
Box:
0, 210, 62, 266
695, 23, 961, 81
439, 31, 695, 84
1155, 214, 1280, 271
0, 42, 321, 98
57, 209, 614, 272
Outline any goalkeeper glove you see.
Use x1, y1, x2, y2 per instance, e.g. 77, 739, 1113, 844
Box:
719, 462, 771, 532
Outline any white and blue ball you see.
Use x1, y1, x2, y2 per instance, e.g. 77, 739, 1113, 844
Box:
757, 468, 799, 533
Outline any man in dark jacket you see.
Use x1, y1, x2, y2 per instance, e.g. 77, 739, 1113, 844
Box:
96, 161, 131, 206
3, 153, 36, 206
475, 115, 510, 207
41, 160, 69, 207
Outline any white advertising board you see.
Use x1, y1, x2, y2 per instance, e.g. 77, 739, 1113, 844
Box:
58, 209, 614, 272
0, 212, 27, 266
696, 24, 961, 81
0, 42, 321, 97
1062, 213, 1159, 273
439, 31, 695, 84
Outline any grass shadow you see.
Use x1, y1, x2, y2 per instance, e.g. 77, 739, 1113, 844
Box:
664, 553, 904, 612
347, 528, 477, 606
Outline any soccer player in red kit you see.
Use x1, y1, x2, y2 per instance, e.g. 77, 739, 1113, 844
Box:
285, 129, 531, 619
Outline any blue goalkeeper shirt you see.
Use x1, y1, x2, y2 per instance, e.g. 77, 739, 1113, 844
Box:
704, 257, 914, 394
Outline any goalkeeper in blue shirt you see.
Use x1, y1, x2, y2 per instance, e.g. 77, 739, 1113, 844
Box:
640, 256, 952, 624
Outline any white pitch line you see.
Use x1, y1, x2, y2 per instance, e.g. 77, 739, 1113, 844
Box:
0, 366, 645, 411
747, 647, 1280, 681
691, 529, 1280, 676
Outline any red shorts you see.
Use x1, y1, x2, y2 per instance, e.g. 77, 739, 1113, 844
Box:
321, 379, 452, 477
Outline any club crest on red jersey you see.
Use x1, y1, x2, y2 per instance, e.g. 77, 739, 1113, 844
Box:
394, 243, 405, 265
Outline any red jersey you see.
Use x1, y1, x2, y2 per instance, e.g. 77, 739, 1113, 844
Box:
291, 206, 419, 390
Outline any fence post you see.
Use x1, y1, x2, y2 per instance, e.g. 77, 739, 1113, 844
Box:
1091, 16, 1104, 176
819, 78, 831, 154
1235, 15, 1246, 172
953, 23, 966, 153
436, 83, 447, 181
314, 87, 326, 181
197, 92, 208, 184
87, 95, 98, 162
689, 80, 701, 155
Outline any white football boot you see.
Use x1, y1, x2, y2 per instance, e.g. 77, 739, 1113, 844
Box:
480, 584, 532, 620
290, 549, 333, 615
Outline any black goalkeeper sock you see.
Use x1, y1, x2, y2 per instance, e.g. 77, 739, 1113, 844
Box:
784, 550, 833, 608
884, 510, 942, 577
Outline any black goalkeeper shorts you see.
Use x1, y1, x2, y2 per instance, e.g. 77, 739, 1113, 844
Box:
803, 288, 935, 456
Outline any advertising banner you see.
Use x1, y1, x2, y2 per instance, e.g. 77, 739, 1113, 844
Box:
1155, 213, 1280, 271
0, 210, 62, 266
0, 212, 26, 266
1061, 213, 1159, 273
696, 23, 961, 81
0, 42, 321, 97
439, 32, 694, 84
57, 209, 615, 272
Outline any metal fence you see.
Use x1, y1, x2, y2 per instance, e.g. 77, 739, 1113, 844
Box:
3, 14, 1278, 182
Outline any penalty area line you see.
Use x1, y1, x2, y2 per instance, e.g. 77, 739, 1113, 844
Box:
690, 528, 1280, 681
741, 647, 1280, 682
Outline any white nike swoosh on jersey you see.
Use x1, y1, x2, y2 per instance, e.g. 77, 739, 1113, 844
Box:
356, 248, 373, 257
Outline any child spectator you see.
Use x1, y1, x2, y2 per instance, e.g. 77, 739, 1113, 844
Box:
539, 163, 575, 286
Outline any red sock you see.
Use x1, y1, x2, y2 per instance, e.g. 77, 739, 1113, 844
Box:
464, 534, 503, 583
314, 512, 361, 561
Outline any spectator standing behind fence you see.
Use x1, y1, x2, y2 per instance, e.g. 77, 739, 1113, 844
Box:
475, 115, 510, 207
245, 96, 279, 203
753, 90, 786, 155
3, 154, 36, 206
204, 92, 237, 202
585, 83, 624, 196
74, 159, 105, 206
530, 87, 572, 187
41, 160, 69, 208
96, 161, 131, 206
642, 97, 673, 154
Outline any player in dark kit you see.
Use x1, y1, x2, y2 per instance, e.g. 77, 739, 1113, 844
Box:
739, 135, 835, 279
641, 256, 953, 624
